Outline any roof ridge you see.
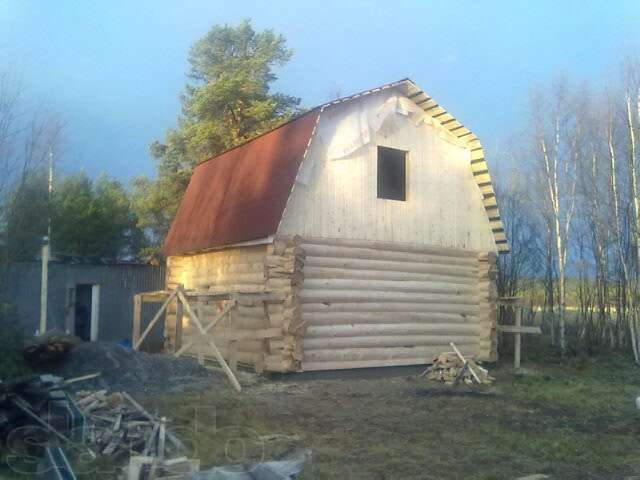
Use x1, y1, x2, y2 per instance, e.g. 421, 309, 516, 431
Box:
194, 78, 413, 169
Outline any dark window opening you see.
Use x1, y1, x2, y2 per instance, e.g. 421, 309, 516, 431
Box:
377, 146, 407, 201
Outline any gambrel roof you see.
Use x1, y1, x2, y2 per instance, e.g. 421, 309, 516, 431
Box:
161, 79, 507, 257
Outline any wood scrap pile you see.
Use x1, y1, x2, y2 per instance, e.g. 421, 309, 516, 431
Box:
0, 374, 84, 445
421, 343, 494, 386
74, 390, 185, 460
74, 389, 205, 479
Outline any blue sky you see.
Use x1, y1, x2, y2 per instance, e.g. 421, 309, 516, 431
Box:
1, 1, 638, 182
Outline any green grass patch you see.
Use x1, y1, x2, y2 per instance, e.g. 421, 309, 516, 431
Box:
135, 346, 640, 479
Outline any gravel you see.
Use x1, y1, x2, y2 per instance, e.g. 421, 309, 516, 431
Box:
44, 342, 219, 395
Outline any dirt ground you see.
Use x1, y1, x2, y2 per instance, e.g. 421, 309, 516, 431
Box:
135, 343, 640, 480
3, 341, 639, 479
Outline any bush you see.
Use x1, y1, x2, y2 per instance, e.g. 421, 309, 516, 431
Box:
0, 303, 29, 379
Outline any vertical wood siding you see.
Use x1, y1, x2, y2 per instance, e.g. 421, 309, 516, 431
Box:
278, 89, 497, 252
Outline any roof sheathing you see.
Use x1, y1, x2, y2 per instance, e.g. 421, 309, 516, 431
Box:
313, 79, 508, 253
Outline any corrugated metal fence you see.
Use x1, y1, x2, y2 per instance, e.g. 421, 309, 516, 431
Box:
2, 262, 166, 343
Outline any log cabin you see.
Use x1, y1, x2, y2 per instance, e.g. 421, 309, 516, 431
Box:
160, 78, 508, 372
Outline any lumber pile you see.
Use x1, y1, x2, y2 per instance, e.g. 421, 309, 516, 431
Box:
75, 388, 206, 479
74, 389, 185, 458
422, 351, 494, 385
0, 375, 207, 478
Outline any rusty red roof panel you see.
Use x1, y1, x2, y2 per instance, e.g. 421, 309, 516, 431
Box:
161, 109, 320, 256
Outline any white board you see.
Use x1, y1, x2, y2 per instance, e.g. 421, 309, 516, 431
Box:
90, 284, 100, 341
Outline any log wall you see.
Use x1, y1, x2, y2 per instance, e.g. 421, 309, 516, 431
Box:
296, 237, 497, 371
477, 252, 499, 360
164, 241, 304, 372
163, 237, 498, 372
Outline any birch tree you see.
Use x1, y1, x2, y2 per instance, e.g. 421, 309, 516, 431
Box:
621, 59, 640, 360
530, 78, 581, 355
576, 133, 604, 341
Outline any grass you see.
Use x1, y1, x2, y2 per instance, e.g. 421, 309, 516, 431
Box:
3, 339, 640, 479
138, 340, 640, 479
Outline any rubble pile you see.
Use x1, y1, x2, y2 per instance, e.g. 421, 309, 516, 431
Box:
422, 352, 494, 385
46, 342, 219, 395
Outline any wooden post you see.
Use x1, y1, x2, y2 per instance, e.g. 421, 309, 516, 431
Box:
175, 297, 183, 353
39, 241, 50, 334
497, 297, 541, 370
229, 340, 238, 373
158, 417, 166, 462
257, 299, 270, 373
132, 294, 142, 348
514, 306, 522, 370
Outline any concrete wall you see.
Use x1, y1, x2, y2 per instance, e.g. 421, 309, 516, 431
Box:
2, 262, 165, 343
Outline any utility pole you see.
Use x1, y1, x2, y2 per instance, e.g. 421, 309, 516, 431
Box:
39, 146, 53, 335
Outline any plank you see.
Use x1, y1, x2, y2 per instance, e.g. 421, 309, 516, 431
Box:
450, 342, 482, 384
497, 325, 541, 334
121, 392, 185, 452
132, 294, 142, 348
175, 300, 184, 352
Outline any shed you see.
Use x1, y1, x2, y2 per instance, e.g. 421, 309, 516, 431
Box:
4, 261, 165, 344
159, 79, 508, 372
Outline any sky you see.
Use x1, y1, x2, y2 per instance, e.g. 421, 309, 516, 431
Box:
1, 1, 639, 182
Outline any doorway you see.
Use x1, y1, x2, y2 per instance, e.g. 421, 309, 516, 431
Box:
74, 284, 100, 341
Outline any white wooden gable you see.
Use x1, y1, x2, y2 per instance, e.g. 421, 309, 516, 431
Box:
277, 79, 508, 253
